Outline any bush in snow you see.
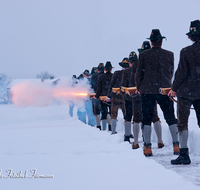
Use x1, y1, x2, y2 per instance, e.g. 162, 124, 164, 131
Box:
36, 71, 54, 81
0, 73, 12, 104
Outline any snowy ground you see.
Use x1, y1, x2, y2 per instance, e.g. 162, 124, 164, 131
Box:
0, 104, 200, 190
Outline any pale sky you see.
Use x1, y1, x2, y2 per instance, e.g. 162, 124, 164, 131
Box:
0, 0, 199, 79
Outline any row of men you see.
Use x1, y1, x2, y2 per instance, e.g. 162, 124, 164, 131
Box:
72, 19, 200, 165
91, 50, 164, 146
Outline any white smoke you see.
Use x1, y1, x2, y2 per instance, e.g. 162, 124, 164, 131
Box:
11, 77, 93, 107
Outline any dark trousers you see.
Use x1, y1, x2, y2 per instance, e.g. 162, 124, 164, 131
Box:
92, 99, 101, 115
100, 101, 111, 120
177, 97, 200, 131
124, 95, 142, 123
111, 98, 125, 119
141, 94, 177, 126
125, 95, 160, 123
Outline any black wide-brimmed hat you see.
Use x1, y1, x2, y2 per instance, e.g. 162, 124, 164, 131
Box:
119, 58, 129, 68
186, 20, 200, 36
83, 69, 90, 76
78, 74, 84, 80
91, 67, 97, 75
128, 51, 138, 61
104, 61, 113, 69
138, 41, 151, 53
147, 29, 166, 41
97, 63, 104, 71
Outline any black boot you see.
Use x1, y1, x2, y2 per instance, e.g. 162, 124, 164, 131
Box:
97, 126, 101, 130
108, 125, 111, 131
129, 134, 134, 139
171, 148, 191, 165
124, 135, 130, 142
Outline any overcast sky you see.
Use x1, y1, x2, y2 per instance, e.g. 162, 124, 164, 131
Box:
0, 0, 199, 79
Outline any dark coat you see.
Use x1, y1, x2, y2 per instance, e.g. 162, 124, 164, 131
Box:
121, 61, 138, 101
91, 71, 104, 92
95, 72, 113, 99
172, 41, 200, 100
136, 47, 174, 94
107, 70, 124, 100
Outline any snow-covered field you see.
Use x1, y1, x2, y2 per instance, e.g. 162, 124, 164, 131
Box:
0, 103, 200, 190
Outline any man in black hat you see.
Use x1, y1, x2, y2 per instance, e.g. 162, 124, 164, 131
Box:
95, 61, 113, 130
91, 67, 97, 75
106, 58, 128, 134
77, 73, 84, 80
83, 69, 91, 80
136, 29, 179, 156
121, 52, 139, 144
91, 63, 104, 93
91, 63, 105, 130
77, 69, 96, 127
169, 20, 200, 165
138, 41, 164, 149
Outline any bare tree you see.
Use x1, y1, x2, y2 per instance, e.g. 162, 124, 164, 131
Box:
0, 73, 12, 104
0, 73, 12, 85
36, 71, 54, 81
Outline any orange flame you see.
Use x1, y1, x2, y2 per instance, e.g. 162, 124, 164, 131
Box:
72, 93, 88, 96
52, 91, 88, 98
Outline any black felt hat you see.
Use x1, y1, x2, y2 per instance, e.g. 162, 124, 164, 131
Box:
186, 20, 200, 36
97, 63, 104, 71
104, 61, 113, 69
78, 74, 84, 80
128, 51, 138, 61
147, 29, 166, 41
91, 67, 97, 75
138, 41, 151, 53
119, 58, 129, 68
83, 69, 90, 76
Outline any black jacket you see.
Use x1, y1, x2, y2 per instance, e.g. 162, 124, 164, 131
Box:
91, 71, 104, 92
172, 41, 200, 100
95, 72, 113, 99
136, 47, 174, 94
121, 61, 138, 101
107, 70, 124, 100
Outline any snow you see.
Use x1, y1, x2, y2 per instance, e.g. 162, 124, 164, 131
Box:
0, 103, 200, 190
0, 0, 200, 188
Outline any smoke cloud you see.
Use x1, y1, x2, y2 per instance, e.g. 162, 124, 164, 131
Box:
11, 77, 93, 107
